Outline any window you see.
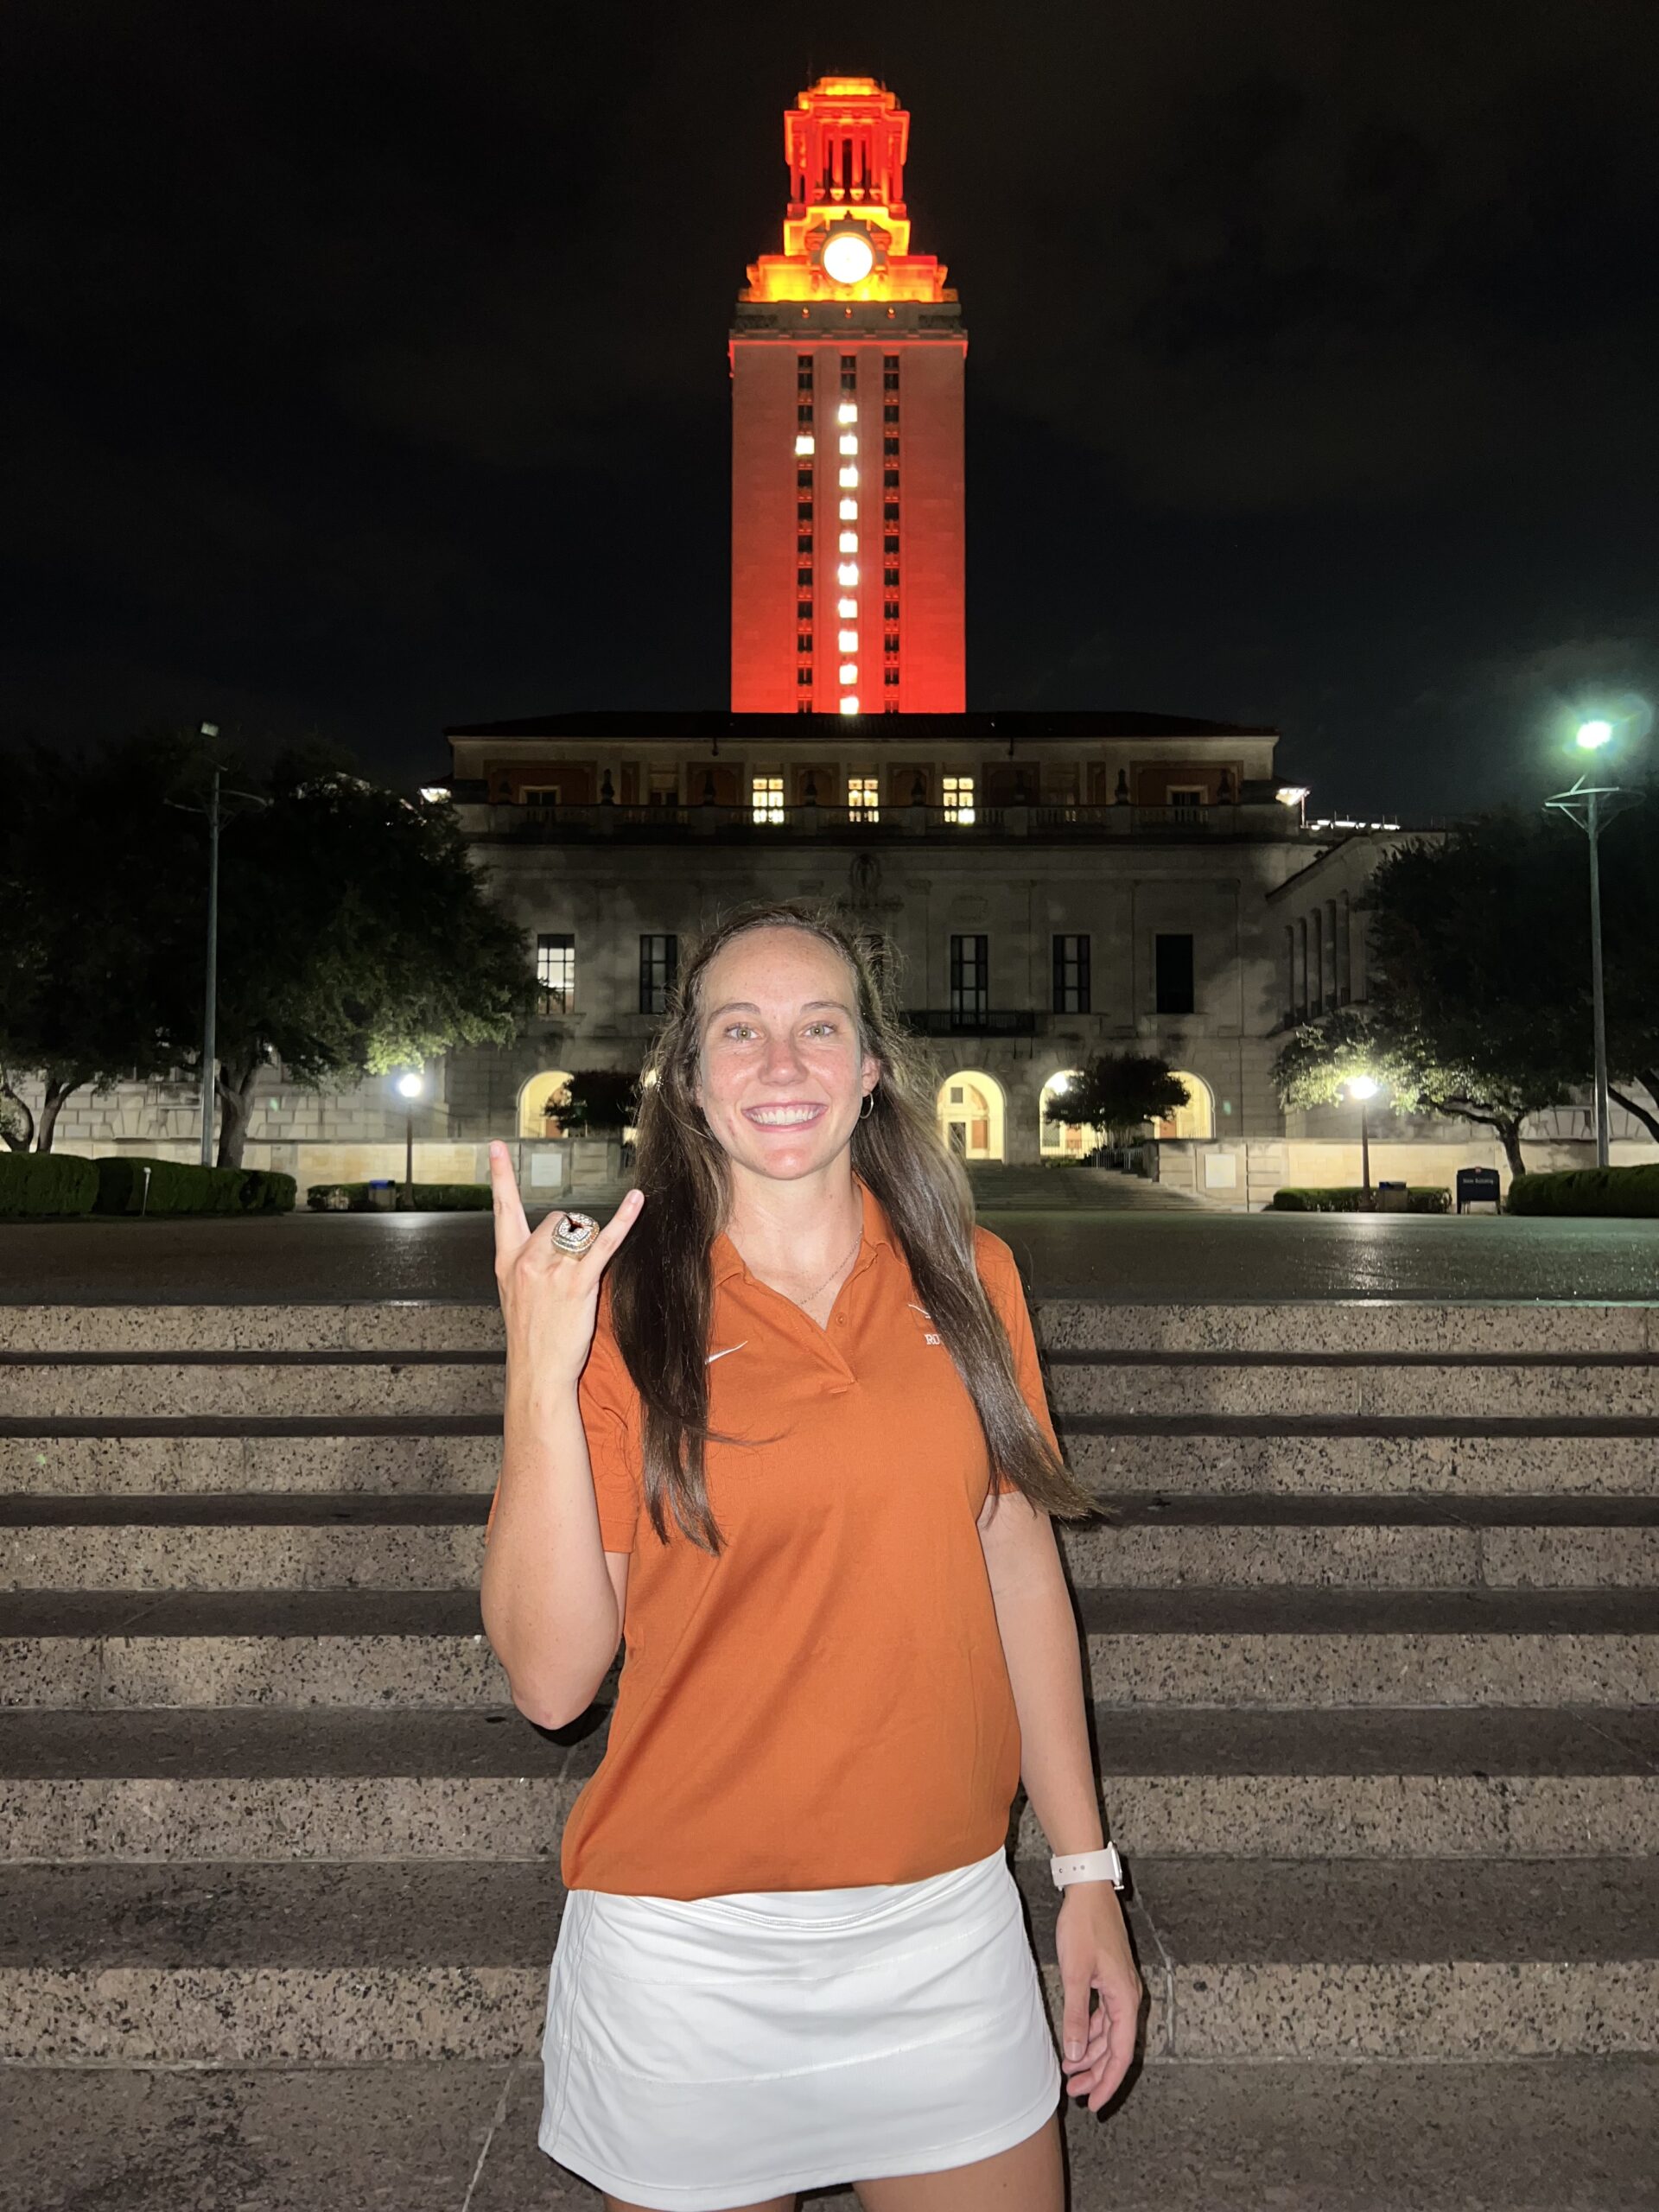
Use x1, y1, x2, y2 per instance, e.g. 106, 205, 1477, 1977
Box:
797, 600, 812, 620
883, 502, 899, 522
1052, 934, 1091, 1014
884, 533, 899, 555
1154, 933, 1195, 1016
1168, 785, 1205, 816
950, 934, 988, 1022
797, 665, 814, 686
752, 773, 784, 823
884, 565, 899, 588
797, 566, 813, 587
848, 774, 880, 823
797, 467, 814, 490
797, 501, 814, 523
841, 353, 857, 369
884, 404, 899, 423
647, 766, 679, 807
521, 785, 561, 805
537, 932, 575, 1015
798, 534, 814, 554
884, 436, 899, 456
883, 468, 899, 488
639, 933, 679, 1014
883, 666, 899, 687
943, 774, 976, 824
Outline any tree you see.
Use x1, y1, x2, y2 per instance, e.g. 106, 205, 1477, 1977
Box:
1046, 1052, 1191, 1153
549, 1069, 641, 1136
1270, 809, 1618, 1176
2, 728, 542, 1165
1271, 1005, 1573, 1178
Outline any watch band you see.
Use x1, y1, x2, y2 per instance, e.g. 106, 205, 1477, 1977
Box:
1051, 1843, 1124, 1891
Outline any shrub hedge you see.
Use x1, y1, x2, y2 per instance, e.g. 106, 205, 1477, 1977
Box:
1270, 1185, 1451, 1214
1505, 1166, 1659, 1217
0, 1154, 295, 1217
306, 1180, 492, 1211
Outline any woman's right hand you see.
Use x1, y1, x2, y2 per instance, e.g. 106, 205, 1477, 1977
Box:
488, 1141, 645, 1393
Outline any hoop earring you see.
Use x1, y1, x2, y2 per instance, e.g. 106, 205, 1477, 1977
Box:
859, 1090, 875, 1120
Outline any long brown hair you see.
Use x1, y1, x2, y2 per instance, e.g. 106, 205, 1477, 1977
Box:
606, 897, 1103, 1554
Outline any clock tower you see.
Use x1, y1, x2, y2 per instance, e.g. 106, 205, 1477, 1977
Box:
729, 76, 966, 715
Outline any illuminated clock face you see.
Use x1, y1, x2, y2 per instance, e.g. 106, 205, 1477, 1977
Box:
822, 228, 874, 284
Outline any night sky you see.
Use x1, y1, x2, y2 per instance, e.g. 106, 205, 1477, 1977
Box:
7, 1, 1656, 821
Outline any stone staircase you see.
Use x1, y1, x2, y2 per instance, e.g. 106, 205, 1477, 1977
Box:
1, 1297, 1656, 2210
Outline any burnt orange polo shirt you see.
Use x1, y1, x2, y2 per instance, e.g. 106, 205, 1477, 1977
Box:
489, 1170, 1062, 1901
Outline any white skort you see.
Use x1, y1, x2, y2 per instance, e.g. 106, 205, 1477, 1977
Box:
538, 1841, 1062, 2209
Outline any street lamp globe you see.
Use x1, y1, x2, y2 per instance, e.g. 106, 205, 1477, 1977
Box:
1346, 1075, 1379, 1101
1576, 720, 1614, 751
397, 1072, 423, 1099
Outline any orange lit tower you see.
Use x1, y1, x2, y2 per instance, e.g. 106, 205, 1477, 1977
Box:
730, 75, 965, 715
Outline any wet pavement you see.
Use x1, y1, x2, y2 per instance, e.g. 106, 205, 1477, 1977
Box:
2, 1166, 1656, 1305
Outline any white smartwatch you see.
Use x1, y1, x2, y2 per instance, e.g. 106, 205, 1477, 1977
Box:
1051, 1843, 1125, 1892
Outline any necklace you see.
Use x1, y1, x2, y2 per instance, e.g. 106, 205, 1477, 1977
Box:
775, 1224, 863, 1310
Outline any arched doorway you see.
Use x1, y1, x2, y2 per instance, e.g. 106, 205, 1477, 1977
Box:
936, 1071, 1005, 1161
518, 1069, 576, 1140
1154, 1071, 1215, 1141
1039, 1069, 1106, 1158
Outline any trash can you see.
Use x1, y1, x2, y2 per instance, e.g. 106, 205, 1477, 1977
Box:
1375, 1180, 1408, 1212
366, 1179, 396, 1212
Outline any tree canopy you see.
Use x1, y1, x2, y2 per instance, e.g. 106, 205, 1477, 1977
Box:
0, 728, 538, 1163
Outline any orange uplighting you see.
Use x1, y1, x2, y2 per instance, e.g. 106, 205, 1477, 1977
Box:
740, 75, 954, 306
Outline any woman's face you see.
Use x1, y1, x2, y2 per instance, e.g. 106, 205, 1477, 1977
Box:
690, 927, 881, 1181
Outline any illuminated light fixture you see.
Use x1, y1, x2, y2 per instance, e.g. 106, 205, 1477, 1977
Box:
839, 432, 857, 454
794, 433, 815, 455
837, 596, 857, 618
839, 662, 858, 684
837, 562, 859, 586
822, 226, 876, 284
838, 630, 858, 652
839, 531, 858, 553
1577, 719, 1614, 750
839, 466, 858, 487
837, 401, 857, 424
1275, 785, 1310, 806
840, 694, 860, 715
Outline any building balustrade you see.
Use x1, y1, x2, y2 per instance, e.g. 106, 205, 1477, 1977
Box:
457, 798, 1314, 843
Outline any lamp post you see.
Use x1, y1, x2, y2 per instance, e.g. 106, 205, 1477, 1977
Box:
397, 1071, 423, 1207
162, 727, 270, 1167
1347, 1075, 1378, 1202
1544, 719, 1638, 1171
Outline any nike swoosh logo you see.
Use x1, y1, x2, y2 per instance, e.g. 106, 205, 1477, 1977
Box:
706, 1343, 747, 1364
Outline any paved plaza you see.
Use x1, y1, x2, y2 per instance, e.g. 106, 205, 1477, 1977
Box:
3, 1164, 1656, 1306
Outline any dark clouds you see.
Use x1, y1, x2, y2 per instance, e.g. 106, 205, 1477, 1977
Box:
3, 0, 1656, 816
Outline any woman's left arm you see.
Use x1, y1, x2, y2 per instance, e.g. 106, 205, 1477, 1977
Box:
988, 1518, 1145, 2113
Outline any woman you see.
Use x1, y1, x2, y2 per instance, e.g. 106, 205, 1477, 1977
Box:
480, 899, 1143, 2212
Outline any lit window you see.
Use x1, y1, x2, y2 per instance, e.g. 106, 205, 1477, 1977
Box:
837, 562, 859, 585
840, 695, 860, 715
943, 774, 976, 825
750, 773, 785, 825
839, 661, 858, 684
839, 497, 858, 521
837, 596, 857, 618
795, 433, 815, 456
848, 775, 880, 823
838, 630, 858, 652
839, 531, 858, 553
837, 401, 857, 423
839, 466, 858, 488
839, 432, 858, 455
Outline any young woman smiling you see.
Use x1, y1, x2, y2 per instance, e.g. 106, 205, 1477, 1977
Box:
480, 899, 1142, 2212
